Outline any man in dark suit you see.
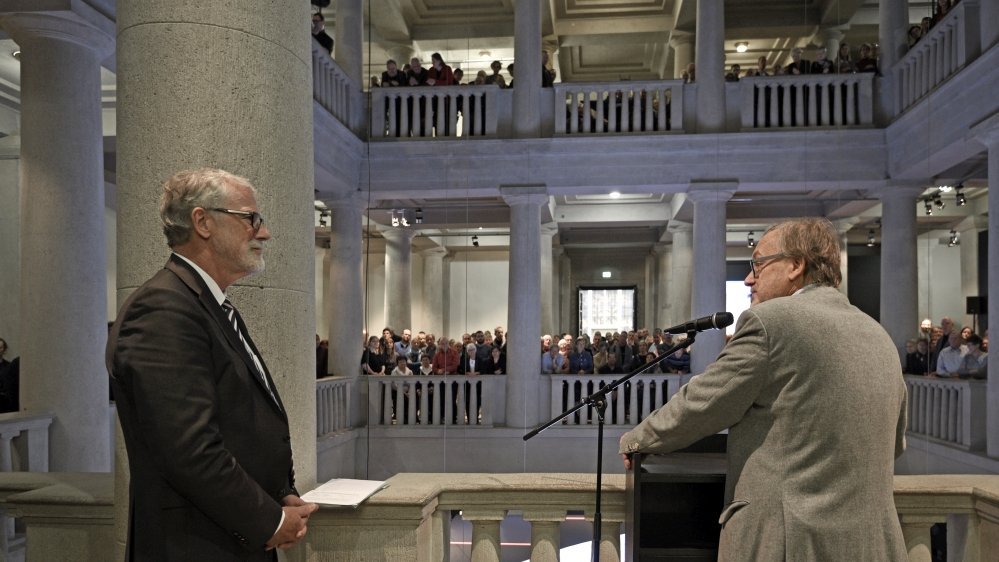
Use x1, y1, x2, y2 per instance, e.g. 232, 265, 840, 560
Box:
107, 168, 317, 561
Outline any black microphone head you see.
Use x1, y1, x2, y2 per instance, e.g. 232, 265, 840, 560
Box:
713, 312, 735, 329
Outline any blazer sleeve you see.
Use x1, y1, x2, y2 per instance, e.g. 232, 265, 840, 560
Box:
112, 286, 283, 548
619, 310, 771, 455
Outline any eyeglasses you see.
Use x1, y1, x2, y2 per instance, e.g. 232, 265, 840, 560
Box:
749, 252, 787, 278
210, 208, 264, 231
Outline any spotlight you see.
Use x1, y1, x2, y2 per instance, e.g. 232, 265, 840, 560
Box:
609, 191, 621, 199
735, 42, 749, 53
390, 211, 400, 227
747, 231, 755, 248
937, 185, 953, 193
867, 229, 876, 247
471, 235, 479, 247
933, 194, 945, 209
948, 229, 960, 247
924, 200, 933, 216
11, 50, 21, 61
955, 186, 967, 206
415, 207, 423, 224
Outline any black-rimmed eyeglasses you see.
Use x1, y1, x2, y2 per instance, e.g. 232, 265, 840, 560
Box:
210, 208, 264, 231
749, 253, 787, 278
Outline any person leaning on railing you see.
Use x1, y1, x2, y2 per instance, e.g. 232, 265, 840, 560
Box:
957, 334, 988, 379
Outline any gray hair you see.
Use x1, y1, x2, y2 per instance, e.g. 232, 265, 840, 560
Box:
159, 168, 254, 247
764, 217, 842, 288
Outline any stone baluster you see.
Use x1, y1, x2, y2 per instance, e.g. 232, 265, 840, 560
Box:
463, 509, 506, 562
522, 510, 563, 562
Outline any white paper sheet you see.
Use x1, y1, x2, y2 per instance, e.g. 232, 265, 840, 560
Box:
300, 478, 388, 508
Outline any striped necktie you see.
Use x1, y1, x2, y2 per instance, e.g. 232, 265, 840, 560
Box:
221, 299, 280, 408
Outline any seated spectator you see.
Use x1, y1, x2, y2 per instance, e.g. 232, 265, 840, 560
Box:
725, 64, 741, 82
936, 332, 967, 377
426, 53, 456, 86
311, 12, 333, 54
836, 43, 855, 73
811, 47, 834, 74
432, 337, 459, 375
459, 343, 480, 375
905, 339, 930, 375
362, 336, 386, 375
407, 58, 428, 86
908, 25, 923, 48
391, 355, 413, 376
484, 60, 507, 87
785, 47, 810, 75
597, 351, 623, 375
958, 334, 987, 379
569, 337, 594, 374
855, 43, 878, 73
382, 59, 407, 87
483, 346, 506, 375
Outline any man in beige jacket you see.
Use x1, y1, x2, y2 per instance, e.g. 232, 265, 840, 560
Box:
620, 218, 907, 561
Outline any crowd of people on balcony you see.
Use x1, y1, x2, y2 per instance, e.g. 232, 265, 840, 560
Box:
908, 0, 963, 48
370, 52, 556, 89
904, 315, 988, 378
722, 44, 880, 81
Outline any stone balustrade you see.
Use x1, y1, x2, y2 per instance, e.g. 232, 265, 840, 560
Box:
893, 0, 981, 115
894, 474, 999, 561
316, 376, 351, 438
365, 375, 505, 427
311, 41, 360, 132
369, 86, 510, 139
0, 411, 53, 473
904, 375, 987, 451
739, 73, 875, 129
554, 80, 684, 135
550, 373, 689, 426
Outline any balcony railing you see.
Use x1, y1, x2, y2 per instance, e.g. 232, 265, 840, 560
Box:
311, 42, 360, 132
893, 0, 982, 114
365, 374, 505, 427
554, 80, 684, 135
739, 74, 875, 129
316, 376, 351, 437
370, 86, 508, 139
904, 374, 987, 451
551, 373, 689, 426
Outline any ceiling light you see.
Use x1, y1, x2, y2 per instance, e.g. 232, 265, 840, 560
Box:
735, 42, 749, 53
924, 200, 933, 215
478, 50, 491, 59
609, 191, 621, 199
747, 231, 755, 248
937, 185, 953, 193
955, 186, 967, 206
602, 271, 612, 279
867, 229, 876, 247
948, 229, 960, 247
471, 235, 479, 247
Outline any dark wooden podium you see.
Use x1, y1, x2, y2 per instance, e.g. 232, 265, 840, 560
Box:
624, 434, 727, 562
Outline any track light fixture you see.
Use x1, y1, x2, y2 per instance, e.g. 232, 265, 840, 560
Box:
415, 208, 423, 224
933, 194, 945, 210
924, 199, 933, 216
955, 186, 967, 206
747, 231, 755, 248
867, 229, 876, 247
948, 229, 960, 247
471, 235, 479, 247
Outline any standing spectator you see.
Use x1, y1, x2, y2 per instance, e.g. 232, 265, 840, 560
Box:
426, 53, 456, 86
484, 60, 507, 87
362, 337, 386, 375
311, 12, 333, 54
958, 334, 988, 379
381, 59, 407, 87
682, 62, 696, 83
811, 47, 834, 74
785, 47, 810, 75
316, 335, 329, 379
395, 329, 413, 360
907, 25, 923, 48
407, 58, 428, 86
935, 331, 967, 377
932, 317, 956, 365
542, 51, 556, 87
724, 64, 742, 82
474, 331, 491, 364
598, 351, 623, 375
754, 56, 770, 77
905, 339, 930, 375
432, 337, 459, 375
569, 337, 595, 374
0, 337, 19, 413
483, 346, 506, 374
541, 343, 566, 374
459, 343, 480, 375
418, 355, 434, 376
855, 43, 879, 73
835, 43, 855, 73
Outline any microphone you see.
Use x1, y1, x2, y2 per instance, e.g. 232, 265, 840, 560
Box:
664, 312, 734, 335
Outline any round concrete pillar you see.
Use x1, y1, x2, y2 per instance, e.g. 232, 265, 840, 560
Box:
326, 193, 366, 380
513, 0, 542, 137
540, 223, 558, 336
879, 184, 925, 359
688, 185, 735, 374
668, 222, 693, 329
380, 227, 415, 333
694, 0, 726, 132
669, 32, 694, 79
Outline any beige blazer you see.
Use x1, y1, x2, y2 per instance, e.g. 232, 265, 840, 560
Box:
620, 285, 907, 561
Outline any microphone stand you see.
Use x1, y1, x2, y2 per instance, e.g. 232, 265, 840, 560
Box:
523, 331, 698, 562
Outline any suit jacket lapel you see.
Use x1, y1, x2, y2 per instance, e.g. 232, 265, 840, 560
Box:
165, 257, 285, 416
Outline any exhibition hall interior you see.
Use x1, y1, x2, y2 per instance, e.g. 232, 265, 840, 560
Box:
0, 0, 997, 560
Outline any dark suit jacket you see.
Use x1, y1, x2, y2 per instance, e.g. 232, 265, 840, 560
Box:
107, 256, 296, 561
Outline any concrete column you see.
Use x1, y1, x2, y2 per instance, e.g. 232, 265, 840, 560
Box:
421, 246, 450, 337
513, 0, 542, 137
380, 227, 415, 333
1, 13, 113, 471
551, 246, 564, 336
957, 216, 984, 329
694, 0, 726, 132
878, 0, 910, 119
669, 32, 694, 79
540, 223, 558, 336
654, 243, 671, 328
688, 184, 735, 374
983, 0, 999, 51
879, 184, 924, 359
558, 252, 573, 333
668, 222, 694, 330
326, 193, 366, 385
644, 253, 656, 331
501, 186, 547, 428
334, 0, 363, 86
834, 219, 860, 296
115, 0, 317, 524
0, 136, 19, 352
818, 27, 845, 60
973, 122, 999, 457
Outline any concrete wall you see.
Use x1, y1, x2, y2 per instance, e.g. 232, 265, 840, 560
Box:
448, 249, 509, 336
916, 229, 966, 330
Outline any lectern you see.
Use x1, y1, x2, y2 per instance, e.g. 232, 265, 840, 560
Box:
624, 435, 727, 562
